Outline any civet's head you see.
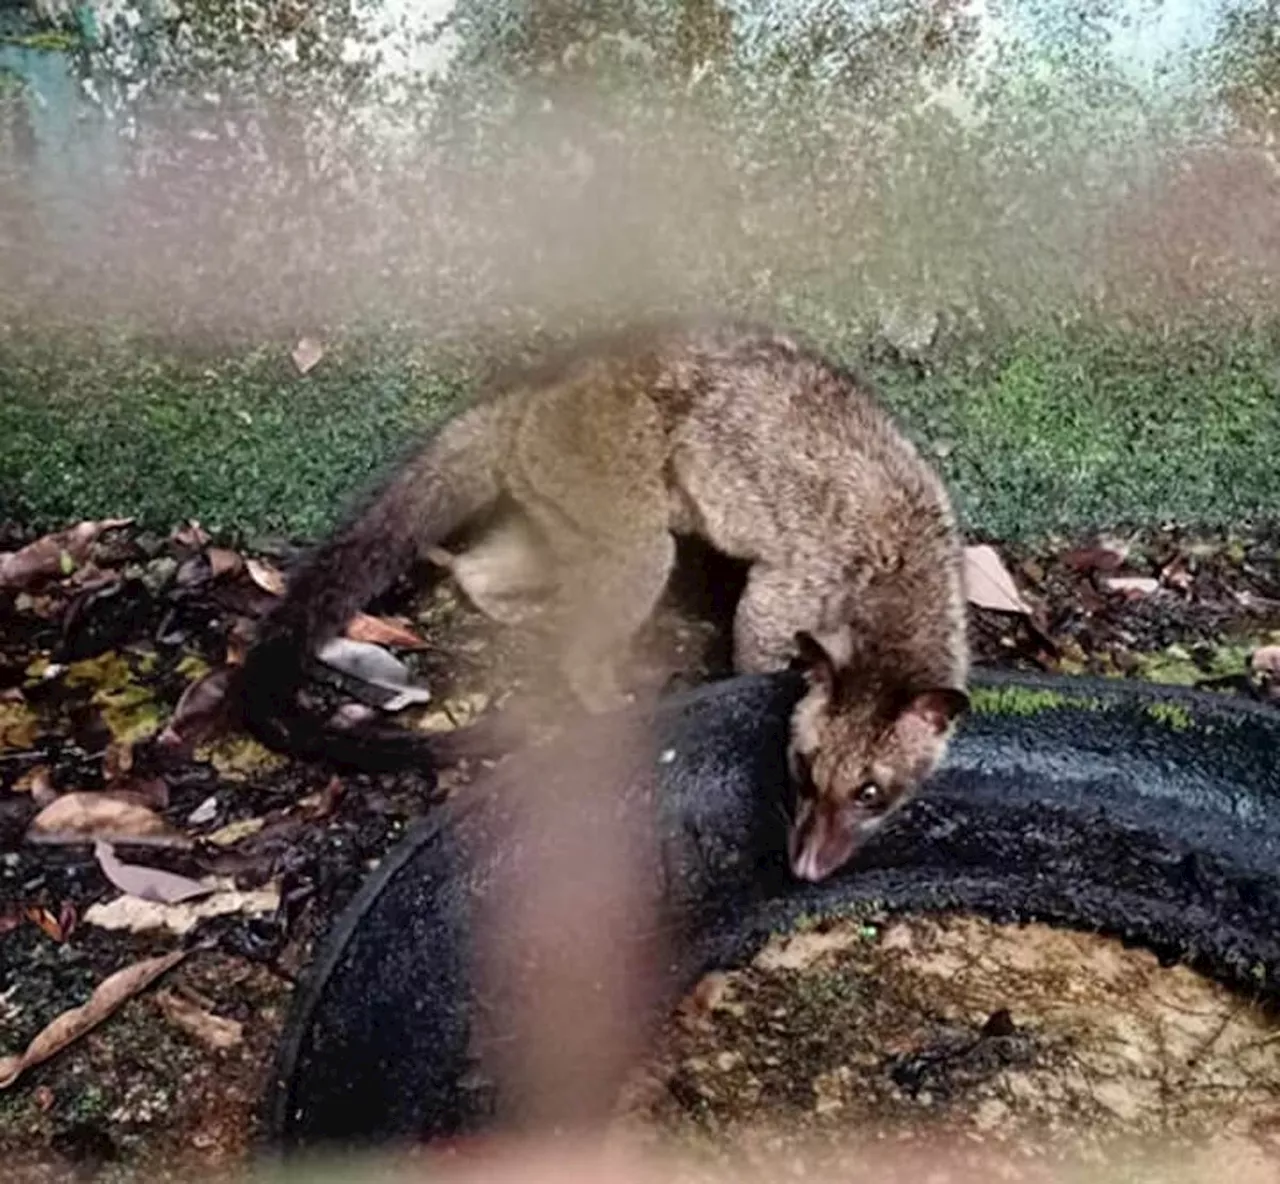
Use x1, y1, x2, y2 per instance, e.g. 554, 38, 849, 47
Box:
786, 629, 968, 883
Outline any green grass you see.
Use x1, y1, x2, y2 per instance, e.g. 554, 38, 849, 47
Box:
868, 323, 1280, 540
0, 332, 468, 540
2, 320, 1279, 542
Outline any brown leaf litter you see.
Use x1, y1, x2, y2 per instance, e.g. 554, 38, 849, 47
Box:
0, 520, 133, 592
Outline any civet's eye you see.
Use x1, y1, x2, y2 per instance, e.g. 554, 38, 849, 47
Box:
856, 782, 882, 806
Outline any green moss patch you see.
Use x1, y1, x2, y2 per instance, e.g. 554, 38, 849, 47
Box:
969, 685, 1103, 717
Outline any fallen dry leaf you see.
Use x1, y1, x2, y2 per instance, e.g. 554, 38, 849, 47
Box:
1253, 646, 1280, 682
1060, 542, 1129, 573
176, 555, 211, 588
1100, 575, 1160, 596
1251, 645, 1280, 672
187, 795, 219, 826
197, 734, 284, 780
25, 792, 183, 846
95, 841, 215, 905
684, 971, 732, 1018
155, 668, 233, 755
84, 885, 279, 936
346, 613, 430, 650
245, 557, 287, 597
1160, 556, 1195, 593
317, 637, 433, 711
0, 949, 186, 1089
291, 336, 326, 375
12, 765, 55, 806
102, 773, 169, 811
297, 776, 345, 821
203, 817, 266, 848
14, 591, 60, 621
330, 702, 377, 728
154, 990, 243, 1052
171, 520, 211, 549
415, 691, 491, 734
963, 545, 1033, 615
25, 906, 71, 944
0, 519, 133, 590
224, 616, 256, 666
207, 547, 244, 581
58, 575, 126, 652
316, 774, 345, 817
0, 699, 40, 751
62, 565, 117, 594
103, 740, 134, 780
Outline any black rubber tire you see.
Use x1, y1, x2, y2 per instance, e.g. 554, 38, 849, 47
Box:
261, 669, 1280, 1155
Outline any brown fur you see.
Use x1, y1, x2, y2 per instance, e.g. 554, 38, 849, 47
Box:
240, 319, 969, 879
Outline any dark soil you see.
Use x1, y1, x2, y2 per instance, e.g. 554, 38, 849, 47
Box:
1, 520, 1278, 1180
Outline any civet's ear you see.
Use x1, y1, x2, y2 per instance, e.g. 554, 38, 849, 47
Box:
896, 687, 970, 735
